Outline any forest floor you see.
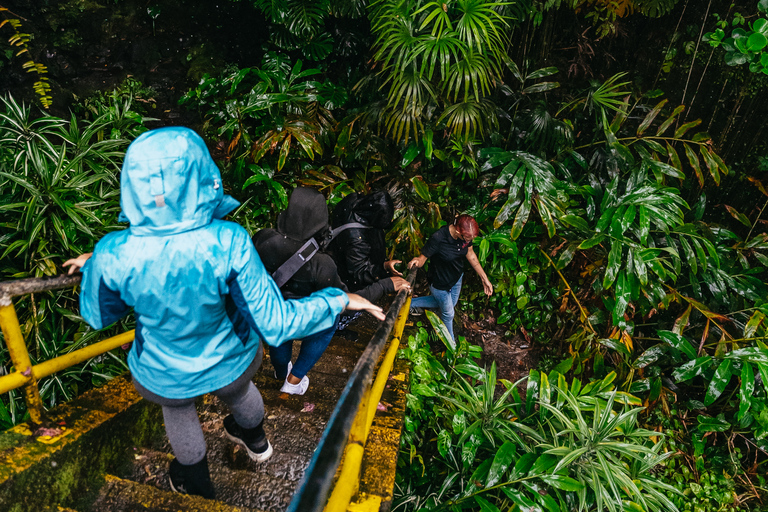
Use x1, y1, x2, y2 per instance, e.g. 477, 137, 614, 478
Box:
409, 271, 539, 383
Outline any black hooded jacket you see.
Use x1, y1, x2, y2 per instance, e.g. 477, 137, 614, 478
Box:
329, 191, 395, 296
252, 187, 390, 302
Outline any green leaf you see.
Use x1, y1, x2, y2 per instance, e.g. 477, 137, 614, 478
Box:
659, 330, 697, 360
674, 119, 702, 139
685, 143, 704, 186
410, 176, 432, 202
738, 362, 755, 422
603, 240, 622, 289
510, 452, 537, 479
744, 311, 766, 338
486, 442, 517, 487
540, 474, 586, 491
560, 214, 589, 231
474, 496, 501, 512
655, 105, 685, 136
632, 344, 666, 369
578, 234, 606, 249
511, 196, 531, 240
402, 144, 420, 166
725, 347, 768, 364
500, 487, 539, 511
437, 429, 452, 457
637, 99, 667, 136
697, 415, 731, 432
529, 454, 559, 475
673, 356, 713, 382
704, 359, 733, 406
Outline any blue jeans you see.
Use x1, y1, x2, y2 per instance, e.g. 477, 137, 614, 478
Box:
410, 275, 463, 342
269, 316, 340, 380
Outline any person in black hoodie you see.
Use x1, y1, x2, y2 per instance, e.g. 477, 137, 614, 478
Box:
253, 188, 409, 394
329, 190, 403, 299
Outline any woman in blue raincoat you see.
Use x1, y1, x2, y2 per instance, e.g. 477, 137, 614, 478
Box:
64, 127, 383, 499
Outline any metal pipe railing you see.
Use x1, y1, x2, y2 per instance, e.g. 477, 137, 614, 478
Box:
286, 270, 417, 512
0, 274, 134, 423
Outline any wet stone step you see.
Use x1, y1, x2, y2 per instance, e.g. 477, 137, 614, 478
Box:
91, 474, 263, 512
108, 313, 384, 511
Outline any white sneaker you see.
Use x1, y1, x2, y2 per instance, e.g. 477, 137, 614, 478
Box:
274, 361, 292, 380
280, 374, 310, 395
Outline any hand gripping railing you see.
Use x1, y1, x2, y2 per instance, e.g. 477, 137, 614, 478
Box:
287, 270, 417, 512
0, 274, 135, 424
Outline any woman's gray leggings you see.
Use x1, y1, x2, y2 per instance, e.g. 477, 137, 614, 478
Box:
133, 345, 265, 465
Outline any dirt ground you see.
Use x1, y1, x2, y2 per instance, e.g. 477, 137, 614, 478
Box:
409, 272, 539, 383
459, 311, 540, 384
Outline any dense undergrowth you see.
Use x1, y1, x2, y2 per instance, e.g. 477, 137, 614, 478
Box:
2, 0, 768, 510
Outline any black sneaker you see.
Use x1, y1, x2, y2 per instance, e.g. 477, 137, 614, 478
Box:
223, 415, 273, 462
168, 456, 216, 500
409, 307, 424, 316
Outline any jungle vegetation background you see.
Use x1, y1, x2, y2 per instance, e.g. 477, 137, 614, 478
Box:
2, 0, 768, 510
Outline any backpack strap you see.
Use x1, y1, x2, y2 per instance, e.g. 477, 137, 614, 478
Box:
271, 238, 320, 288
329, 222, 369, 239
270, 222, 371, 288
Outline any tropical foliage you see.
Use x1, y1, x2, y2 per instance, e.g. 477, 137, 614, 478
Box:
0, 85, 154, 427
3, 0, 768, 508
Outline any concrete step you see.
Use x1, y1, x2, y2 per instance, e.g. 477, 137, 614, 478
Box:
90, 473, 262, 512
108, 316, 383, 512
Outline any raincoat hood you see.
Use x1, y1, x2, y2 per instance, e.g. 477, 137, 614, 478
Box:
119, 127, 239, 236
350, 190, 394, 229
277, 187, 329, 241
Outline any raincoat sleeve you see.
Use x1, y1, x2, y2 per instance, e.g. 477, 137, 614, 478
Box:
79, 242, 132, 330
228, 231, 348, 347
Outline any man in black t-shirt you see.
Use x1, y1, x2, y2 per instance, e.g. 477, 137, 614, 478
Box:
408, 215, 493, 344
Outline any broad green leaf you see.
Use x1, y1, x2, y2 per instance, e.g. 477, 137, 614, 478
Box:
684, 143, 704, 186
673, 356, 713, 382
725, 347, 768, 365
666, 142, 682, 170
603, 240, 622, 289
486, 441, 517, 487
632, 344, 666, 368
697, 415, 731, 432
437, 429, 452, 457
578, 234, 606, 249
540, 475, 586, 491
637, 99, 667, 136
474, 496, 501, 512
511, 196, 531, 240
655, 105, 685, 136
704, 359, 733, 406
500, 487, 539, 511
522, 82, 560, 94
560, 214, 589, 231
510, 452, 538, 479
744, 311, 766, 338
674, 119, 702, 139
659, 330, 697, 360
738, 363, 755, 422
410, 176, 432, 202
529, 454, 558, 475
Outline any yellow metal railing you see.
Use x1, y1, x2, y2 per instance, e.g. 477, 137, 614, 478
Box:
0, 275, 134, 424
324, 295, 411, 512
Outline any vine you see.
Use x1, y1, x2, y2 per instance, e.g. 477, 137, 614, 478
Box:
0, 7, 52, 108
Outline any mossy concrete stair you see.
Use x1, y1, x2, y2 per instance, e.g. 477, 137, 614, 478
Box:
0, 315, 410, 512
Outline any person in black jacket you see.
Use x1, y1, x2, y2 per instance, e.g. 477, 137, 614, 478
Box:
408, 215, 493, 343
253, 188, 409, 394
329, 190, 403, 300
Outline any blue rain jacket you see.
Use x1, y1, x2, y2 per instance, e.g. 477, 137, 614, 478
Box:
80, 127, 347, 399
